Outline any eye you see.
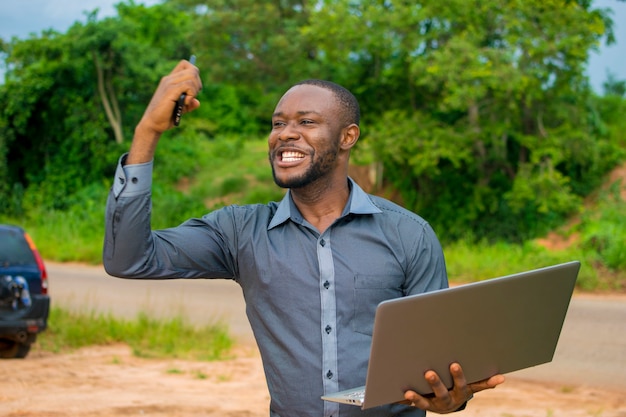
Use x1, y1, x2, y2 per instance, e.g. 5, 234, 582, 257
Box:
300, 119, 315, 125
272, 120, 285, 128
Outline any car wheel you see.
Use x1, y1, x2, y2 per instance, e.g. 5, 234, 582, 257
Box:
0, 338, 31, 359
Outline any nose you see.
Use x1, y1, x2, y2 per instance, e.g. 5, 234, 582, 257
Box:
277, 121, 300, 142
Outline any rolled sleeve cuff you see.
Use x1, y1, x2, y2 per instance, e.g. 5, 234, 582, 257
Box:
112, 153, 153, 198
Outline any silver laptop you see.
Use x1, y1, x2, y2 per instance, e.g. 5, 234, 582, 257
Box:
321, 261, 580, 409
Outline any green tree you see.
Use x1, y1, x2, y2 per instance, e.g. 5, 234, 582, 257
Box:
1, 0, 623, 247
170, 0, 327, 131
305, 0, 622, 241
0, 1, 191, 213
603, 72, 626, 97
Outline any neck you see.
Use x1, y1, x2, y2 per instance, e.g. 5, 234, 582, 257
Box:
290, 177, 350, 234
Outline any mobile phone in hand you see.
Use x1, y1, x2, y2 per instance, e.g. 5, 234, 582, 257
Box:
173, 55, 196, 126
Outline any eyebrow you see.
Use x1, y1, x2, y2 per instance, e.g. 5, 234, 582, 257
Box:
272, 110, 323, 118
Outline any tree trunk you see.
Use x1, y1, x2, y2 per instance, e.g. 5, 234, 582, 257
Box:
93, 50, 124, 144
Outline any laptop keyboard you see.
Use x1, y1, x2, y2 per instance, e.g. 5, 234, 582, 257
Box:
346, 390, 365, 399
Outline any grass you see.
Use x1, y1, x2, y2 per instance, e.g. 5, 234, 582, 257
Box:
444, 239, 605, 290
37, 306, 234, 361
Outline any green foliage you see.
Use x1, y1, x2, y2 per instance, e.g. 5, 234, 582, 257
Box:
0, 0, 625, 288
349, 0, 624, 242
0, 182, 110, 263
444, 178, 626, 290
582, 223, 626, 271
578, 197, 626, 271
174, 0, 326, 110
603, 72, 626, 97
38, 306, 233, 361
444, 240, 605, 291
161, 135, 285, 213
0, 134, 280, 264
192, 83, 267, 135
26, 187, 108, 263
0, 1, 192, 215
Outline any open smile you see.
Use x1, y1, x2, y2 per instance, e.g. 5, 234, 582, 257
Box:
281, 151, 306, 163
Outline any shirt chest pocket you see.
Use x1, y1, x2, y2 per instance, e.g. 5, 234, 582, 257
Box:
352, 274, 405, 336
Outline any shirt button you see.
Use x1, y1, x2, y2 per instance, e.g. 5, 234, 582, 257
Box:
131, 177, 138, 184
323, 280, 330, 289
325, 325, 332, 334
320, 239, 326, 247
326, 370, 333, 379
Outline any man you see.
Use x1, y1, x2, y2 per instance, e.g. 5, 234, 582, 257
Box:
103, 58, 504, 417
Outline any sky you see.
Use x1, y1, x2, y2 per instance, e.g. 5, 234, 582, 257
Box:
0, 0, 624, 93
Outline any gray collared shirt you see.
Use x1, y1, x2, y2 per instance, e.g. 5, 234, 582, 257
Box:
104, 155, 448, 417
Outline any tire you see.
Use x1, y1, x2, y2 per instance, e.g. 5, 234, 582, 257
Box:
0, 338, 31, 359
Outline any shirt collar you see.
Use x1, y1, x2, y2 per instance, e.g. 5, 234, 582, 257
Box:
268, 178, 382, 230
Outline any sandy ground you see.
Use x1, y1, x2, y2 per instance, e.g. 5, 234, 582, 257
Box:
1, 342, 625, 417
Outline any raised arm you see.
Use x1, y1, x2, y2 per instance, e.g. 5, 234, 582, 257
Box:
103, 58, 205, 278
127, 58, 202, 164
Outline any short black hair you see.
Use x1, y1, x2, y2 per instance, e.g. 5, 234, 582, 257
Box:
293, 79, 360, 126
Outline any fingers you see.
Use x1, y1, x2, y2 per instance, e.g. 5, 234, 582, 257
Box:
403, 388, 429, 410
403, 369, 465, 413
450, 363, 505, 394
403, 363, 501, 414
185, 97, 201, 113
168, 59, 202, 104
449, 363, 469, 393
140, 59, 202, 133
469, 373, 506, 393
169, 60, 202, 120
426, 368, 453, 398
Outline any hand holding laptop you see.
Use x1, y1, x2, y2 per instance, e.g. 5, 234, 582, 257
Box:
321, 262, 579, 410
403, 362, 505, 413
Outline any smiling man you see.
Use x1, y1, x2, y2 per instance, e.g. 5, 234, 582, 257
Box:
103, 59, 503, 417
268, 81, 360, 233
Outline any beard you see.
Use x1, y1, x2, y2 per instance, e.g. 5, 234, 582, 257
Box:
270, 142, 339, 189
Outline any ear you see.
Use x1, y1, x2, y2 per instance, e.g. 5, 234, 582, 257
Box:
340, 124, 360, 151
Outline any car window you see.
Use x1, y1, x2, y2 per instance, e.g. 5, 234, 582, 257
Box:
0, 229, 37, 266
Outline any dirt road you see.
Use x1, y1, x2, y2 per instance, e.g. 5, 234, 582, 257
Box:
1, 262, 625, 416
1, 342, 625, 417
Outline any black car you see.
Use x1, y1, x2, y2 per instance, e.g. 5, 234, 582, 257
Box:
0, 224, 50, 358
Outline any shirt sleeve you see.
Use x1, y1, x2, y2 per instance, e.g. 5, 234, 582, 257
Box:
111, 153, 153, 198
404, 221, 449, 296
102, 153, 235, 280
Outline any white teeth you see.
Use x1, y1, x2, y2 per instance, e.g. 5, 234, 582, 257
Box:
282, 151, 305, 162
